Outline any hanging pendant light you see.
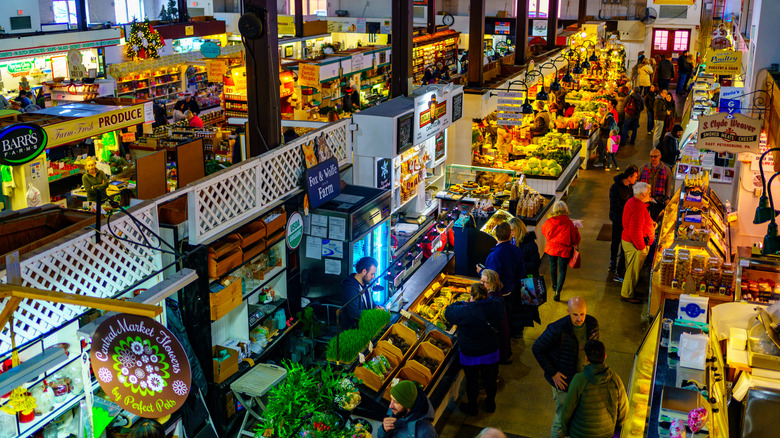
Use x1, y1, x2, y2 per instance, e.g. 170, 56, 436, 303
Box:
536, 86, 549, 101
572, 61, 583, 75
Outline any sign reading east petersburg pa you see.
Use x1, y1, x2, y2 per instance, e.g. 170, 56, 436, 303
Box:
91, 314, 191, 418
698, 113, 762, 154
0, 123, 48, 166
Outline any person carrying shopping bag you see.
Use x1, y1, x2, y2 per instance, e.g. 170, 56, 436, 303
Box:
542, 201, 581, 302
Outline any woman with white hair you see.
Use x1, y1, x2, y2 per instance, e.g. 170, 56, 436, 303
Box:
541, 200, 581, 302
620, 182, 655, 303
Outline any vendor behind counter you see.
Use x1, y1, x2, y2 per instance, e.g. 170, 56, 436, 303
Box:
530, 100, 551, 137
340, 256, 379, 329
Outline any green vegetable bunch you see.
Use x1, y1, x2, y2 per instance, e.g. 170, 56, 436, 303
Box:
364, 355, 391, 378
326, 309, 391, 362
358, 309, 391, 336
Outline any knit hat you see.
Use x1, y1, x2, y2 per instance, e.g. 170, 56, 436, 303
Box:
390, 380, 418, 409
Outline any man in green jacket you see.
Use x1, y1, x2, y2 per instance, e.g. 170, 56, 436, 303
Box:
561, 340, 627, 438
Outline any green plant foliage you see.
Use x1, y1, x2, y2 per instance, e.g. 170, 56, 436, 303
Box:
326, 309, 391, 362
358, 309, 391, 335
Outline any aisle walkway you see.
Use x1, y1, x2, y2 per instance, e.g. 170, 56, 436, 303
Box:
437, 110, 663, 438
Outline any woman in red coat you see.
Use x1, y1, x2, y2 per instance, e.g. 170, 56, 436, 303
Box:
541, 201, 581, 302
620, 182, 655, 303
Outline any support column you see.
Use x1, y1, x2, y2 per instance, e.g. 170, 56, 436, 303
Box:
392, 0, 414, 98
468, 0, 486, 86
243, 0, 282, 156
578, 0, 588, 24
177, 0, 188, 22
546, 0, 558, 49
75, 0, 87, 31
294, 0, 304, 37
514, 0, 529, 66
428, 0, 437, 35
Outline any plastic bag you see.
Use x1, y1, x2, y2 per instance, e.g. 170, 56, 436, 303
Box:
26, 184, 41, 207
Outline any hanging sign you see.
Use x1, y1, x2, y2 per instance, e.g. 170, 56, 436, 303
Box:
496, 91, 526, 126
299, 63, 321, 88
305, 157, 341, 209
532, 20, 547, 37
286, 211, 304, 250
6, 60, 33, 75
698, 113, 763, 154
206, 60, 226, 82
704, 50, 741, 75
278, 16, 296, 35
90, 314, 191, 418
0, 123, 48, 166
452, 92, 464, 123
200, 41, 221, 58
44, 106, 145, 148
376, 157, 392, 190
718, 86, 743, 114
413, 86, 452, 144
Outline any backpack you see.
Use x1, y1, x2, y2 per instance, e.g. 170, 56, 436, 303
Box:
625, 96, 639, 118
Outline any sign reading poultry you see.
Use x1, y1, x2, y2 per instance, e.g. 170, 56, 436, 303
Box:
698, 113, 762, 154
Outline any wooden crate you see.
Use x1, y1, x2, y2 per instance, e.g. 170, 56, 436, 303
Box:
210, 279, 243, 320
237, 220, 266, 248
241, 238, 267, 263
382, 365, 432, 401
208, 237, 243, 278
377, 323, 419, 360
264, 211, 287, 237
421, 330, 453, 356
407, 342, 446, 387
353, 344, 402, 392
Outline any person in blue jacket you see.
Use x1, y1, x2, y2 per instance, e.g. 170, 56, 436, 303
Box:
340, 256, 377, 329
476, 221, 523, 297
378, 380, 437, 438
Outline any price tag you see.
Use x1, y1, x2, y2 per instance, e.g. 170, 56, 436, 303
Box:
446, 325, 456, 335
739, 259, 750, 267
358, 353, 366, 363
400, 309, 412, 319
368, 341, 374, 353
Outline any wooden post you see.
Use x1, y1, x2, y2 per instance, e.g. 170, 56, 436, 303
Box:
546, 0, 559, 49
468, 0, 486, 86
428, 0, 437, 35
75, 0, 88, 31
515, 0, 529, 66
578, 0, 588, 24
177, 0, 188, 22
392, 0, 414, 98
243, 0, 282, 156
294, 0, 304, 37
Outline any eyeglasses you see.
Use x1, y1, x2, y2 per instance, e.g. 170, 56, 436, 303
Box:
650, 154, 661, 158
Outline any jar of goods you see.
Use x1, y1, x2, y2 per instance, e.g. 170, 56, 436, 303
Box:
31, 384, 55, 415
48, 374, 71, 403
704, 267, 721, 290
720, 263, 735, 289
692, 254, 707, 271
691, 267, 705, 289
659, 257, 675, 286
675, 255, 691, 282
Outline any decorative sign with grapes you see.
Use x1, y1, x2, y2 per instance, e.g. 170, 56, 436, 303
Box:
90, 314, 191, 418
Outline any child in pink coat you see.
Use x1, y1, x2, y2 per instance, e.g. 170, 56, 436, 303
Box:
606, 129, 620, 171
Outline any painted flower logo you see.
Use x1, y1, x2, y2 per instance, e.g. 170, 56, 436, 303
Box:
112, 336, 170, 396
98, 367, 113, 383
172, 380, 188, 396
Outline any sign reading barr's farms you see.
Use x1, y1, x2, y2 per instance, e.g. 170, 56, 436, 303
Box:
0, 123, 48, 166
305, 158, 340, 209
413, 86, 452, 144
91, 314, 191, 418
698, 113, 762, 154
44, 106, 145, 148
704, 50, 742, 74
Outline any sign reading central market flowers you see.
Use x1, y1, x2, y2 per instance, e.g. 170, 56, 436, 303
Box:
91, 314, 191, 418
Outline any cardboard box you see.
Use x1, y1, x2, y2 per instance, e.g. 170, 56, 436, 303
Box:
303, 20, 328, 36
212, 345, 239, 383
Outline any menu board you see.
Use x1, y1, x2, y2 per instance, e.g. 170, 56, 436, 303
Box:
452, 92, 464, 123
397, 112, 414, 154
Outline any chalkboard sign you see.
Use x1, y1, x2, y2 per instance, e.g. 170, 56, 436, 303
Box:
376, 158, 392, 190
305, 158, 341, 209
0, 123, 48, 166
452, 92, 464, 123
397, 112, 414, 154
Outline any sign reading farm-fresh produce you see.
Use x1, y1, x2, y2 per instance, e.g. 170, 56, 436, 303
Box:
91, 314, 191, 418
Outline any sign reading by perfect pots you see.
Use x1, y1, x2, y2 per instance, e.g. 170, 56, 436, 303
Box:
91, 314, 191, 418
44, 105, 145, 148
305, 157, 340, 209
413, 86, 452, 145
698, 113, 763, 154
704, 50, 742, 75
0, 123, 48, 166
286, 211, 304, 250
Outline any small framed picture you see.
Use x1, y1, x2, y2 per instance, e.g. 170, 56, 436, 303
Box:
284, 46, 294, 58
677, 164, 689, 174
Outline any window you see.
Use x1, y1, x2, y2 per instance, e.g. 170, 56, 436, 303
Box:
528, 0, 562, 18
115, 0, 144, 24
653, 30, 669, 51
53, 1, 77, 25
673, 31, 689, 51
288, 0, 328, 15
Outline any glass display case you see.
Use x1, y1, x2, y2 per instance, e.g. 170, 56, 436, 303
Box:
443, 164, 516, 192
736, 255, 780, 305
621, 313, 660, 438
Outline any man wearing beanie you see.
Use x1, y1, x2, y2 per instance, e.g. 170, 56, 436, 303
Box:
379, 380, 437, 438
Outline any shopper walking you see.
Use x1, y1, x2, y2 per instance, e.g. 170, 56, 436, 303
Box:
541, 201, 581, 302
532, 297, 599, 438
644, 85, 658, 135
636, 59, 653, 95
662, 91, 677, 134
656, 54, 674, 91
508, 218, 541, 338
621, 182, 655, 304
638, 149, 674, 220
606, 129, 620, 171
477, 222, 523, 298
379, 380, 437, 438
652, 89, 670, 148
620, 87, 644, 147
479, 269, 512, 364
596, 104, 617, 168
660, 124, 683, 167
561, 340, 628, 438
444, 283, 504, 416
676, 52, 692, 96
340, 257, 378, 329
609, 166, 639, 281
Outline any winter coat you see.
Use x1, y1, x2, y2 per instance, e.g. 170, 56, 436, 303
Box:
484, 241, 524, 296
677, 56, 692, 75
516, 232, 541, 278
660, 132, 680, 166
653, 96, 667, 121
623, 92, 644, 119
637, 64, 653, 87
657, 59, 674, 80
531, 110, 551, 136
561, 363, 628, 438
608, 174, 633, 224
341, 275, 372, 329
444, 296, 505, 358
621, 197, 655, 251
532, 315, 599, 389
541, 215, 581, 258
377, 387, 438, 438
644, 91, 657, 114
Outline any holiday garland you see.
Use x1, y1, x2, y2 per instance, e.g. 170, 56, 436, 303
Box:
125, 18, 164, 60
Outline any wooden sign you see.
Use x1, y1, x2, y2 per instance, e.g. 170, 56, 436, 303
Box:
207, 60, 226, 82
299, 63, 321, 89
698, 113, 763, 154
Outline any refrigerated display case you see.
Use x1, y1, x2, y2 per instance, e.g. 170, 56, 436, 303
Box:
352, 215, 391, 304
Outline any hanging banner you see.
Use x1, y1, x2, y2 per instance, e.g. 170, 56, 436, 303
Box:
206, 60, 226, 82
698, 113, 763, 154
705, 50, 742, 75
413, 86, 452, 144
298, 63, 321, 88
278, 16, 295, 35
91, 314, 191, 418
44, 105, 145, 148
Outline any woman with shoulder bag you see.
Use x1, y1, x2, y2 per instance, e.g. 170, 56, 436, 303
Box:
541, 201, 581, 302
508, 218, 541, 338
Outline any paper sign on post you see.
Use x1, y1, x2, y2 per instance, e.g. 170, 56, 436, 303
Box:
207, 60, 226, 82
299, 63, 321, 89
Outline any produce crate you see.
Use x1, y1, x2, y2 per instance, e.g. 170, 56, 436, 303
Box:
421, 330, 453, 356
237, 220, 266, 248
353, 345, 402, 392
242, 239, 267, 263
377, 323, 419, 360
382, 365, 432, 401
210, 278, 243, 320
208, 235, 243, 278
407, 342, 446, 387
264, 211, 287, 237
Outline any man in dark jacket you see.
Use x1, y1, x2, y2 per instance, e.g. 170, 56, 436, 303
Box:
643, 85, 657, 134
652, 89, 669, 148
660, 124, 683, 167
561, 340, 628, 438
340, 256, 378, 329
532, 297, 599, 438
379, 380, 437, 438
676, 52, 692, 95
656, 54, 674, 91
477, 222, 524, 297
620, 87, 644, 147
609, 166, 639, 281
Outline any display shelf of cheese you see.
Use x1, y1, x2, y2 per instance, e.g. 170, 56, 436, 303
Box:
735, 255, 780, 305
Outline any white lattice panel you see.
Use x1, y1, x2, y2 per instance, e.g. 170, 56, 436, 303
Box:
258, 146, 303, 207
0, 204, 163, 354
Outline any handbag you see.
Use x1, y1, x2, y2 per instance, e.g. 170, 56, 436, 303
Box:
569, 249, 582, 269
519, 276, 547, 306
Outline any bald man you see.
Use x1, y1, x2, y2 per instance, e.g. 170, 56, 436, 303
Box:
476, 428, 507, 438
532, 297, 599, 438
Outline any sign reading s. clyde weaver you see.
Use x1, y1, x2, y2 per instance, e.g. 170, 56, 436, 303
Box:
698, 113, 763, 154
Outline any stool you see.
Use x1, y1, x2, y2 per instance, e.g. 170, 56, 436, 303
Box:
230, 363, 287, 437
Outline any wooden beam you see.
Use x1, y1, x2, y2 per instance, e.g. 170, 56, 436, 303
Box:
515, 0, 530, 66
392, 0, 414, 97
468, 0, 486, 86
546, 0, 559, 49
0, 297, 21, 339
0, 285, 162, 319
427, 0, 437, 35
578, 0, 588, 24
